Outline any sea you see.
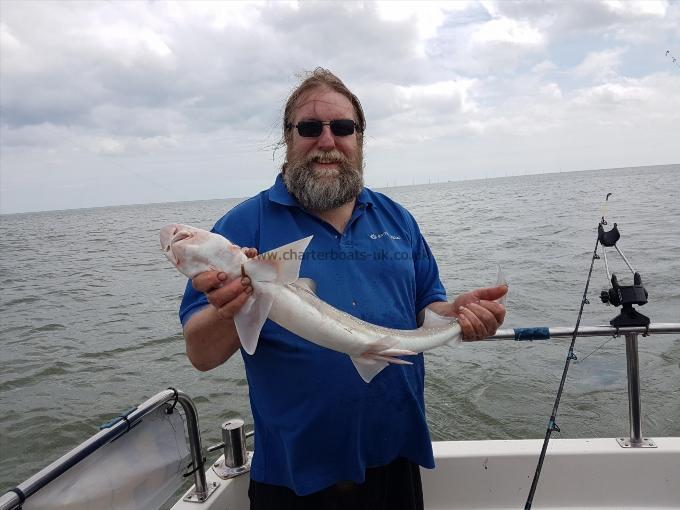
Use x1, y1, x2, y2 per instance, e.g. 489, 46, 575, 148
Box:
1, 164, 679, 497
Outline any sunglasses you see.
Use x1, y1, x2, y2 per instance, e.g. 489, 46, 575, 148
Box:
287, 119, 361, 138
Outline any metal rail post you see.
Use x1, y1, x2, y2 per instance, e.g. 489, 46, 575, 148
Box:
616, 332, 656, 448
626, 332, 643, 443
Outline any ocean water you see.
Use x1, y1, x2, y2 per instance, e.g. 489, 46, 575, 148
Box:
1, 164, 679, 495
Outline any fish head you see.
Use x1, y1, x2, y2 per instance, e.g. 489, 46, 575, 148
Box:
160, 223, 246, 278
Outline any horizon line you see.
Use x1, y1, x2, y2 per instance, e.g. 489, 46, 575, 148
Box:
1, 163, 677, 216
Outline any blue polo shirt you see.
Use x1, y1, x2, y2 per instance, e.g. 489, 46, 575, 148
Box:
180, 174, 447, 495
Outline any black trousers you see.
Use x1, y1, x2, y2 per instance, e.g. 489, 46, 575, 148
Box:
248, 457, 424, 510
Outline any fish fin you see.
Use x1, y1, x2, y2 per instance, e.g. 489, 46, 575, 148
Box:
375, 348, 417, 357
235, 236, 312, 355
496, 264, 507, 306
349, 336, 417, 382
366, 337, 416, 361
362, 353, 413, 365
350, 356, 389, 383
422, 307, 458, 328
244, 236, 313, 285
233, 291, 275, 355
293, 278, 317, 295
421, 308, 462, 345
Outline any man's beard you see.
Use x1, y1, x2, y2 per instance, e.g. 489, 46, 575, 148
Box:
282, 148, 364, 211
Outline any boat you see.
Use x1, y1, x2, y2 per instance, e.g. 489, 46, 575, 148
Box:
2, 323, 678, 510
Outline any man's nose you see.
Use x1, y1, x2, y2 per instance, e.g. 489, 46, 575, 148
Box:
316, 124, 336, 150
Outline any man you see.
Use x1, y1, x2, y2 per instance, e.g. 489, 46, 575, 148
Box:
180, 68, 506, 509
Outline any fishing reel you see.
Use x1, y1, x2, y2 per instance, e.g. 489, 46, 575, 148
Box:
597, 221, 650, 328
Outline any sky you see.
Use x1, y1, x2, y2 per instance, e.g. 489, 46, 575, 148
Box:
1, 0, 679, 214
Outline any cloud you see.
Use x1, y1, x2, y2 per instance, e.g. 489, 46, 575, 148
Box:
84, 135, 180, 156
1, 123, 71, 148
366, 79, 480, 145
396, 80, 478, 113
573, 47, 627, 82
603, 0, 667, 18
486, 0, 668, 34
471, 16, 544, 46
0, 22, 21, 51
571, 76, 669, 114
1, 2, 433, 133
0, 0, 678, 213
532, 60, 559, 74
374, 1, 473, 53
91, 137, 126, 156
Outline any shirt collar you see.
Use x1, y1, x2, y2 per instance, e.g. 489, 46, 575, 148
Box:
268, 173, 374, 209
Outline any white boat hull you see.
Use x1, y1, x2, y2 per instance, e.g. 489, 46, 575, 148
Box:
171, 437, 680, 510
424, 438, 680, 509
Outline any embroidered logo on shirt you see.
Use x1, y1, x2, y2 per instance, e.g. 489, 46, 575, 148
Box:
369, 231, 401, 240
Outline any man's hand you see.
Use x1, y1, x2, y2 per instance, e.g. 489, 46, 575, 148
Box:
191, 247, 258, 319
428, 285, 507, 341
183, 247, 258, 371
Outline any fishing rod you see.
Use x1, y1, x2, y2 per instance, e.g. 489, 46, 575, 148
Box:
523, 194, 650, 509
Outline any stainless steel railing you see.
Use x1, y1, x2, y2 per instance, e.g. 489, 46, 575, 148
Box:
487, 322, 680, 340
0, 388, 213, 510
487, 322, 680, 447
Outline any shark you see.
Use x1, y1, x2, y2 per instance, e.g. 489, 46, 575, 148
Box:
160, 224, 462, 382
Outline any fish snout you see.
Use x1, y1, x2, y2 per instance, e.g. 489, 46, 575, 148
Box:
159, 224, 180, 252
160, 224, 192, 266
160, 225, 174, 250
160, 224, 194, 250
171, 228, 193, 245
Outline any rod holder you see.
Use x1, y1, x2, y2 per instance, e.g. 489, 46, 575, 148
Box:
211, 419, 253, 479
223, 419, 247, 467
